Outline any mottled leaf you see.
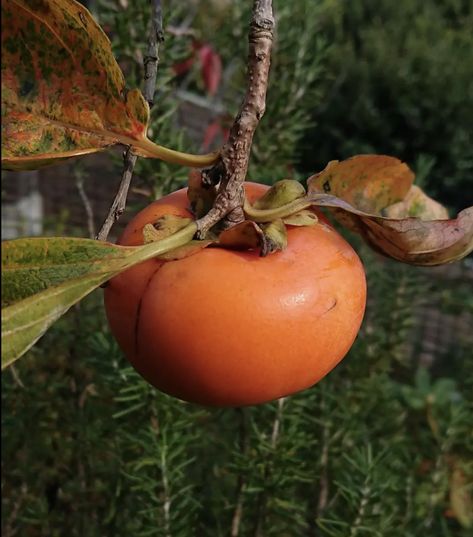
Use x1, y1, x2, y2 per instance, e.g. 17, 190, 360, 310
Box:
308, 155, 414, 213
306, 155, 473, 265
2, 225, 196, 368
308, 193, 473, 265
383, 185, 449, 220
2, 237, 133, 308
1, 0, 218, 170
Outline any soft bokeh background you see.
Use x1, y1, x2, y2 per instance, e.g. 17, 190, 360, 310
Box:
2, 1, 472, 536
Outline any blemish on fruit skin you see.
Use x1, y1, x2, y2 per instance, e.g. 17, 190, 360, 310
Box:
322, 298, 338, 316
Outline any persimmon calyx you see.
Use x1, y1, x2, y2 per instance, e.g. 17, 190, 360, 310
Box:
283, 210, 318, 227
260, 219, 288, 256
243, 180, 313, 223
142, 215, 193, 244
244, 196, 312, 222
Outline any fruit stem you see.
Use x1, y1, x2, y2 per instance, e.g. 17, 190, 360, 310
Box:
243, 197, 312, 223
135, 137, 220, 167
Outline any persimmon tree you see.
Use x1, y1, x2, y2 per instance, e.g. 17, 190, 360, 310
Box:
1, 0, 472, 375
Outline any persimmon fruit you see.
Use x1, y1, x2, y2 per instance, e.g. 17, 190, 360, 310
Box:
104, 182, 367, 406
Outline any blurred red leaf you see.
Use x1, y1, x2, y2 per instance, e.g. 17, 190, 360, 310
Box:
198, 44, 222, 96
202, 119, 229, 151
202, 121, 222, 150
172, 56, 196, 76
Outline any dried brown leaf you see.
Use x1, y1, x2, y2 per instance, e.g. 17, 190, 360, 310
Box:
218, 221, 263, 250
383, 185, 450, 220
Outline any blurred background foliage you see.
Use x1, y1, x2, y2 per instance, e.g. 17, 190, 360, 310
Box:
2, 0, 472, 536
298, 0, 473, 212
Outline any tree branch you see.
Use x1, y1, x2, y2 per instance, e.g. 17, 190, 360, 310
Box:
75, 172, 96, 239
96, 0, 164, 241
196, 0, 274, 237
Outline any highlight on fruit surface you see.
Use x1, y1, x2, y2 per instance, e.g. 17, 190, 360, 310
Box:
104, 183, 367, 407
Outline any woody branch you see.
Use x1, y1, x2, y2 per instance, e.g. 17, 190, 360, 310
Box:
196, 0, 274, 237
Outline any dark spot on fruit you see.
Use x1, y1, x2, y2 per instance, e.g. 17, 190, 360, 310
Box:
323, 180, 331, 193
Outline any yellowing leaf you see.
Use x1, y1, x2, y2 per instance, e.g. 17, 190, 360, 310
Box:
1, 0, 218, 170
2, 237, 130, 307
2, 224, 196, 368
383, 185, 450, 220
306, 155, 473, 265
309, 193, 473, 265
308, 155, 414, 213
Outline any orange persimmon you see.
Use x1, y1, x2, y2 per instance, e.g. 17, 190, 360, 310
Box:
104, 182, 366, 406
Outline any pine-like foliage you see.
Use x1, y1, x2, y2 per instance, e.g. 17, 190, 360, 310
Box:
2, 1, 472, 536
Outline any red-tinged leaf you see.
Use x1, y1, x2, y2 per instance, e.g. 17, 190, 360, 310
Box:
218, 221, 264, 250
198, 44, 222, 96
308, 155, 415, 213
172, 55, 196, 76
308, 193, 473, 265
1, 0, 219, 170
202, 120, 223, 151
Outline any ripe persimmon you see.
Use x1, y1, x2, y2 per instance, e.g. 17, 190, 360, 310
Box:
104, 182, 366, 406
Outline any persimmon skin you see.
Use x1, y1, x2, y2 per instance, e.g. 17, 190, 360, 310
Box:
104, 182, 366, 407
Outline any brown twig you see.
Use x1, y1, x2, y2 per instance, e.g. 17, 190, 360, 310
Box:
96, 0, 164, 241
196, 0, 274, 237
75, 172, 96, 238
230, 408, 248, 537
253, 397, 285, 537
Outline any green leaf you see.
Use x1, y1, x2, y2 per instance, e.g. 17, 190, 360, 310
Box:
2, 237, 131, 307
2, 225, 197, 368
2, 272, 111, 369
1, 0, 218, 170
